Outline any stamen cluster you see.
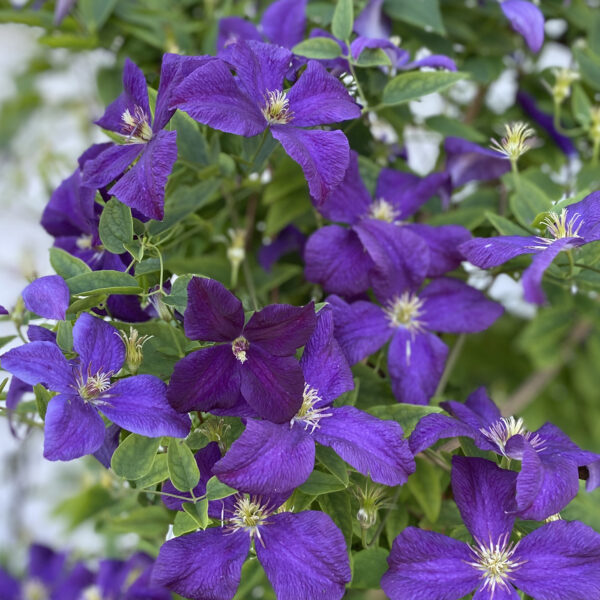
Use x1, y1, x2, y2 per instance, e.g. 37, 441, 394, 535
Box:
76, 370, 112, 401
228, 495, 271, 542
231, 336, 249, 363
291, 384, 332, 433
369, 199, 399, 223
121, 105, 153, 143
480, 416, 546, 456
384, 292, 426, 333
490, 122, 535, 162
530, 209, 583, 249
261, 90, 293, 125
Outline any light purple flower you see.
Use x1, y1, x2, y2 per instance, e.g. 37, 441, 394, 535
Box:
382, 456, 600, 600
460, 191, 600, 304
212, 307, 415, 496
22, 275, 70, 321
1, 313, 189, 461
170, 40, 361, 202
410, 387, 600, 520
167, 277, 316, 423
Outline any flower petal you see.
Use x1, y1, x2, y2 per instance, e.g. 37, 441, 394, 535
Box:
451, 456, 517, 544
167, 345, 242, 413
217, 17, 262, 53
261, 0, 308, 48
421, 278, 503, 334
81, 143, 144, 192
258, 224, 306, 271
501, 0, 544, 53
22, 275, 70, 320
213, 419, 314, 495
72, 313, 125, 376
464, 387, 503, 426
409, 413, 476, 455
152, 529, 250, 600
44, 394, 106, 461
93, 424, 121, 470
101, 375, 190, 438
315, 406, 415, 486
382, 527, 479, 600
570, 191, 600, 242
270, 126, 350, 203
354, 0, 391, 39
256, 511, 351, 600
184, 277, 244, 342
388, 330, 447, 405
459, 235, 535, 268
28, 543, 66, 585
304, 225, 374, 297
0, 568, 20, 600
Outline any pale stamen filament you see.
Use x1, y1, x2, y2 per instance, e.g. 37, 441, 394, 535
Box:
384, 292, 426, 334
480, 416, 546, 457
529, 209, 584, 250
261, 90, 294, 125
291, 384, 333, 433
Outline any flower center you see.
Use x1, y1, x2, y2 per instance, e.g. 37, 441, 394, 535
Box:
467, 535, 524, 594
489, 121, 535, 161
121, 105, 153, 143
77, 370, 112, 401
291, 384, 333, 433
232, 336, 250, 364
480, 416, 545, 457
229, 495, 271, 542
81, 586, 102, 600
369, 198, 399, 223
119, 327, 153, 373
261, 90, 293, 125
76, 234, 94, 250
384, 292, 425, 333
529, 208, 584, 251
23, 580, 48, 600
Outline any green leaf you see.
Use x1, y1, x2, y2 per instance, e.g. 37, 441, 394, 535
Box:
299, 471, 346, 495
53, 484, 114, 529
183, 499, 209, 530
205, 476, 237, 501
382, 71, 467, 106
572, 84, 592, 127
318, 492, 353, 547
50, 247, 91, 280
355, 47, 392, 67
315, 445, 349, 486
56, 321, 73, 353
509, 178, 552, 228
77, 0, 118, 31
98, 199, 133, 254
108, 505, 170, 538
66, 270, 142, 296
426, 115, 486, 143
486, 212, 532, 236
111, 434, 161, 480
351, 548, 389, 589
173, 510, 199, 536
574, 46, 600, 91
134, 454, 170, 489
366, 404, 443, 436
292, 37, 342, 59
167, 439, 200, 492
331, 0, 353, 41
384, 0, 445, 35
407, 456, 442, 523
38, 33, 99, 49
33, 384, 52, 420
163, 274, 194, 314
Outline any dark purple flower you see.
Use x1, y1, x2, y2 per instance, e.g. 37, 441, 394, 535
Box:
167, 277, 316, 423
329, 276, 502, 405
501, 0, 545, 53
258, 224, 306, 271
171, 40, 361, 203
83, 54, 212, 220
22, 275, 70, 320
460, 191, 600, 304
382, 456, 600, 600
212, 307, 415, 495
1, 312, 189, 461
305, 152, 465, 297
410, 387, 600, 519
152, 494, 351, 600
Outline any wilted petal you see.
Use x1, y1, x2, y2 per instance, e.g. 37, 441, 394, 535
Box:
388, 329, 447, 405
270, 126, 350, 203
452, 456, 517, 544
152, 529, 250, 600
184, 277, 244, 342
513, 521, 600, 598
382, 527, 479, 600
217, 17, 262, 53
213, 420, 314, 495
72, 313, 125, 376
327, 295, 392, 364
101, 375, 190, 438
261, 0, 307, 48
22, 275, 69, 320
304, 226, 374, 297
244, 301, 316, 356
501, 0, 545, 53
421, 278, 503, 334
459, 235, 534, 268
167, 346, 242, 413
82, 143, 144, 191
44, 394, 106, 461
315, 406, 415, 486
256, 511, 351, 600
241, 347, 304, 423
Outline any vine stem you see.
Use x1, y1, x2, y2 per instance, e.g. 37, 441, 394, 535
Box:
434, 334, 466, 398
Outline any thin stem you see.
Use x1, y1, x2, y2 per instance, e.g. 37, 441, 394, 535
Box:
434, 334, 466, 398
552, 102, 585, 136
567, 250, 575, 277
346, 53, 369, 111
574, 262, 600, 274
249, 129, 269, 168
366, 487, 402, 548
510, 158, 520, 194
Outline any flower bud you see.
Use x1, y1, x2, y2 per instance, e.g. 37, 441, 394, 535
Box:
119, 327, 153, 374
227, 228, 246, 286
355, 483, 387, 530
551, 68, 579, 105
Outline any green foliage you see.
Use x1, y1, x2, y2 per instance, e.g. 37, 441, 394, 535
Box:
167, 439, 200, 492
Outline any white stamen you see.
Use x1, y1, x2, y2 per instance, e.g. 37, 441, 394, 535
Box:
369, 198, 400, 223
121, 105, 153, 143
232, 336, 249, 364
290, 384, 333, 433
480, 416, 546, 457
261, 90, 293, 124
228, 495, 271, 543
75, 370, 112, 402
384, 292, 426, 334
528, 208, 584, 250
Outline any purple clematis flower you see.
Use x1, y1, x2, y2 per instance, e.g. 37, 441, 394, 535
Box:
83, 54, 212, 220
459, 191, 600, 304
305, 151, 467, 297
212, 307, 415, 495
171, 40, 361, 203
410, 387, 600, 520
22, 275, 70, 321
382, 456, 600, 600
0, 543, 94, 600
1, 312, 189, 461
500, 0, 545, 53
329, 275, 502, 405
258, 224, 306, 272
152, 493, 351, 600
167, 277, 316, 423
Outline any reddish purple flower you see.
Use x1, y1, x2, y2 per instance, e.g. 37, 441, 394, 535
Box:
171, 40, 361, 202
212, 307, 415, 496
83, 54, 212, 220
382, 456, 600, 600
167, 277, 316, 423
1, 313, 189, 461
305, 151, 467, 297
460, 191, 600, 304
410, 387, 600, 520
